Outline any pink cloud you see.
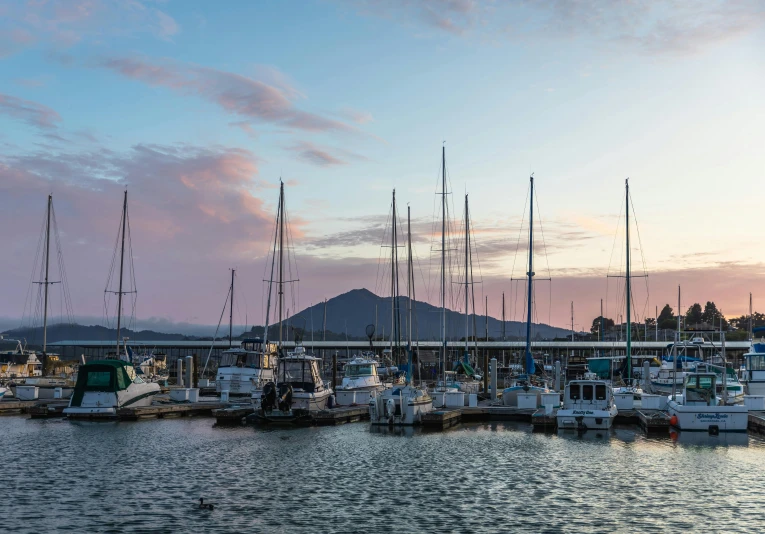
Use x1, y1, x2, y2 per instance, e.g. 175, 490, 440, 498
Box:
0, 92, 61, 129
0, 0, 180, 56
99, 57, 358, 134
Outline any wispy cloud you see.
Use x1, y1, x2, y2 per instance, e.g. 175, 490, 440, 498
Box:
286, 141, 369, 167
99, 57, 361, 134
0, 0, 181, 57
346, 0, 765, 55
0, 93, 61, 129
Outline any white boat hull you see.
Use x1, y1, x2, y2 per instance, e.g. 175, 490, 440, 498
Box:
502, 385, 547, 407
64, 383, 160, 418
335, 385, 385, 406
291, 388, 332, 412
557, 406, 617, 430
369, 386, 433, 426
667, 400, 748, 432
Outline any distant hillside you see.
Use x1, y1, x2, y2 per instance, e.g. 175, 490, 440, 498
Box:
1, 324, 203, 345
263, 288, 571, 341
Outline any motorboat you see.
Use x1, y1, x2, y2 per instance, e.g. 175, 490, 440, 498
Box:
254, 344, 332, 418
63, 360, 160, 419
666, 371, 748, 432
742, 329, 765, 396
216, 338, 277, 397
0, 343, 42, 379
335, 355, 385, 406
557, 379, 618, 431
369, 384, 433, 426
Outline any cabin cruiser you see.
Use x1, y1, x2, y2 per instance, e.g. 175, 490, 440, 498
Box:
557, 379, 618, 431
742, 330, 765, 395
64, 359, 160, 418
256, 344, 331, 412
666, 371, 748, 432
335, 355, 385, 406
216, 338, 277, 397
0, 342, 42, 378
369, 383, 433, 426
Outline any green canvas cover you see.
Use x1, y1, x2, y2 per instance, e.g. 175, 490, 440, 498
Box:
453, 360, 477, 378
70, 360, 134, 407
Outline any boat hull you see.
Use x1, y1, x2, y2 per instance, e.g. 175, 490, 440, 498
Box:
667, 400, 748, 432
369, 387, 433, 426
335, 385, 385, 406
502, 385, 547, 407
64, 383, 160, 419
556, 406, 617, 431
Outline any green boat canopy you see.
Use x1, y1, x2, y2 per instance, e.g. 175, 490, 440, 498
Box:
70, 360, 136, 407
453, 360, 477, 378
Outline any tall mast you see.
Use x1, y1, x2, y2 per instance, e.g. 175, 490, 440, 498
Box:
750, 293, 753, 341
229, 269, 235, 348
501, 292, 506, 341
116, 190, 128, 356
278, 181, 285, 350
390, 190, 396, 359
464, 194, 470, 363
42, 194, 52, 357
264, 216, 279, 346
571, 301, 574, 342
441, 146, 447, 379
600, 298, 604, 342
625, 179, 632, 383
524, 175, 535, 375
407, 205, 414, 384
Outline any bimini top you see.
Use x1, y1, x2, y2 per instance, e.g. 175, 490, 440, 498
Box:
70, 360, 137, 407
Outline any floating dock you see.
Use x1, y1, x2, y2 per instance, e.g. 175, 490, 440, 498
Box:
747, 410, 765, 434
313, 406, 370, 426
213, 405, 256, 425
117, 401, 226, 421
422, 409, 462, 430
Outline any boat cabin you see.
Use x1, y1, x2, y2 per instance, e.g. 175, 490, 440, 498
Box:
279, 350, 325, 393
563, 380, 612, 409
683, 372, 718, 406
219, 338, 276, 369
344, 360, 378, 378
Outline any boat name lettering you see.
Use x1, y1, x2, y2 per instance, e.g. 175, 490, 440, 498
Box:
695, 413, 729, 420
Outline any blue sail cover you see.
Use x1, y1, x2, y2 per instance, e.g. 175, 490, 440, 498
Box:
525, 349, 535, 375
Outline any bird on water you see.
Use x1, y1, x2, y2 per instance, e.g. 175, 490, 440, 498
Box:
199, 498, 215, 510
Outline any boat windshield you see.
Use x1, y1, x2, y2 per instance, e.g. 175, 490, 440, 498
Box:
280, 360, 321, 392
582, 385, 594, 401
595, 384, 606, 400
345, 364, 375, 377
686, 375, 715, 404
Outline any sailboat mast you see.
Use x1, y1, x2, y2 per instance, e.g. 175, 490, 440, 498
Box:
750, 292, 753, 341
625, 179, 632, 382
278, 181, 285, 350
264, 218, 278, 346
390, 190, 396, 359
464, 194, 470, 362
441, 146, 447, 379
229, 269, 235, 348
524, 176, 535, 375
116, 190, 127, 355
407, 205, 414, 384
42, 194, 52, 358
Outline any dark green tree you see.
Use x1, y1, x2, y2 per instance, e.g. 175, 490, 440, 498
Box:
590, 316, 615, 335
685, 303, 703, 325
658, 304, 675, 329
701, 301, 728, 329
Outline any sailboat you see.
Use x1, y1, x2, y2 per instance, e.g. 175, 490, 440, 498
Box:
65, 191, 160, 418
253, 181, 332, 423
7, 195, 76, 400
369, 197, 433, 425
502, 176, 549, 407
611, 179, 644, 401
215, 269, 277, 397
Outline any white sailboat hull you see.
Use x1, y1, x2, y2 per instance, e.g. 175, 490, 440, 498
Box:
369, 386, 433, 426
64, 382, 160, 418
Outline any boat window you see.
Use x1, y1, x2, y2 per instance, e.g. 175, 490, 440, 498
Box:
345, 364, 375, 377
133, 375, 145, 384
748, 354, 765, 371
582, 385, 594, 401
262, 354, 270, 368
220, 353, 238, 367
245, 354, 262, 368
86, 371, 111, 388
595, 384, 606, 400
569, 385, 580, 400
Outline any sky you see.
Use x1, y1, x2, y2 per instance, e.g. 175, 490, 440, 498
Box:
1, 0, 764, 335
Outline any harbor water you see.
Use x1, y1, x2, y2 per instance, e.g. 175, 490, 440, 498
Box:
3, 417, 765, 533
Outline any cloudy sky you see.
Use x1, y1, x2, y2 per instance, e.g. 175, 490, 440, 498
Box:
1, 0, 764, 334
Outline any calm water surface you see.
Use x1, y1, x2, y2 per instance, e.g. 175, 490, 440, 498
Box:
2, 416, 765, 533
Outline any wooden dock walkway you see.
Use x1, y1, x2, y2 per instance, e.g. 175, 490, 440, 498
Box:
313, 406, 370, 426
118, 401, 226, 421
747, 410, 765, 434
422, 409, 462, 430
213, 405, 255, 425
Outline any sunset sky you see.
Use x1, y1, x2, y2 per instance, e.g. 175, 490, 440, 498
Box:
1, 1, 764, 334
